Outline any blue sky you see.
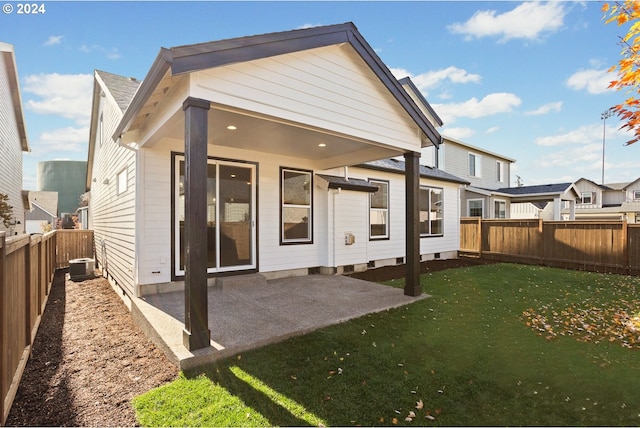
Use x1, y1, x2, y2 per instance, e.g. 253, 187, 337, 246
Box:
3, 1, 638, 189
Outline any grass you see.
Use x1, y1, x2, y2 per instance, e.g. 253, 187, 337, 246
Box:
133, 264, 640, 426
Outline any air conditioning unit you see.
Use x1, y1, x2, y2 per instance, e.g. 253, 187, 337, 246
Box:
69, 258, 95, 281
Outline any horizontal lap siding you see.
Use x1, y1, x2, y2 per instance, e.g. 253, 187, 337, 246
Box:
89, 96, 136, 296
139, 141, 328, 283
193, 45, 420, 152
0, 53, 25, 231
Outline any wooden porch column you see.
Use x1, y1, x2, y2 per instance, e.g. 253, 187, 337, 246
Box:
404, 151, 421, 297
182, 97, 211, 350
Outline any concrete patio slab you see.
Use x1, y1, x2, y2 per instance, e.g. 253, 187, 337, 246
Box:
131, 274, 427, 371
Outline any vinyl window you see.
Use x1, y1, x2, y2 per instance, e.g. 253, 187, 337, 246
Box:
281, 168, 312, 244
369, 180, 389, 239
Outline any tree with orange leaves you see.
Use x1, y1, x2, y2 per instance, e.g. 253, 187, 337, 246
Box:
603, 1, 640, 145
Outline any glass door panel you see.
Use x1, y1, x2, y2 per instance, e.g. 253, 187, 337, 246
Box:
175, 156, 255, 275
219, 164, 253, 268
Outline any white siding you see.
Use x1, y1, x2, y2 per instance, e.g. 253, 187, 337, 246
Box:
442, 140, 511, 190
0, 49, 25, 233
88, 89, 137, 296
136, 137, 462, 288
574, 179, 601, 209
191, 44, 422, 153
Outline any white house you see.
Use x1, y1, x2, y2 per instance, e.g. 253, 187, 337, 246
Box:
0, 42, 29, 235
560, 177, 640, 222
86, 23, 466, 349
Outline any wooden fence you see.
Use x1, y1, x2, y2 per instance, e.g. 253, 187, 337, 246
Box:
461, 218, 640, 275
1, 229, 94, 426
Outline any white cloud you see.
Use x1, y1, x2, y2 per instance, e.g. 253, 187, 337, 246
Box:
22, 73, 93, 125
486, 126, 500, 134
79, 44, 120, 60
534, 123, 601, 147
539, 142, 602, 169
391, 66, 481, 95
448, 2, 566, 43
525, 101, 563, 116
28, 126, 89, 157
43, 35, 63, 46
566, 68, 615, 94
442, 127, 476, 140
433, 92, 522, 123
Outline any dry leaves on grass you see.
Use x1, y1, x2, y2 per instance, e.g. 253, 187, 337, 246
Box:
521, 278, 640, 348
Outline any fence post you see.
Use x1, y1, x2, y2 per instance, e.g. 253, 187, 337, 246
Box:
623, 220, 629, 275
477, 217, 483, 257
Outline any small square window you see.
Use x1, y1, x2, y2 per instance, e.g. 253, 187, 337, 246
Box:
117, 168, 128, 195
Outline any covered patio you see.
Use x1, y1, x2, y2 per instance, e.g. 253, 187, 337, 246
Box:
131, 274, 427, 370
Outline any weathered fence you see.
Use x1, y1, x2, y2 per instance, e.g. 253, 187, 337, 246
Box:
1, 229, 94, 426
461, 218, 640, 275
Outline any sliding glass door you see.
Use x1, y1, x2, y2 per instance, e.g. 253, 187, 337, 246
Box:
175, 156, 256, 276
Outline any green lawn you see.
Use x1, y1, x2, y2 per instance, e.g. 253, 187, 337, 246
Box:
133, 264, 640, 426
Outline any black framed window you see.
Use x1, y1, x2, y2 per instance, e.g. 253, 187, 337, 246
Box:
369, 179, 389, 239
281, 168, 313, 244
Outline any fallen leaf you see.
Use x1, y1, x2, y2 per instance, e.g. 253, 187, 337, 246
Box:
392, 417, 398, 425
416, 400, 424, 410
425, 414, 436, 420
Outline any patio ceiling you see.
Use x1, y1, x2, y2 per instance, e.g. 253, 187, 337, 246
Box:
140, 103, 404, 170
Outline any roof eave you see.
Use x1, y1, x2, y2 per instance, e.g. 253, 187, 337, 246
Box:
1, 43, 29, 152
112, 48, 173, 142
113, 23, 441, 149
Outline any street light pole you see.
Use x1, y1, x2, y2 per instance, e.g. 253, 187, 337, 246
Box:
601, 108, 613, 185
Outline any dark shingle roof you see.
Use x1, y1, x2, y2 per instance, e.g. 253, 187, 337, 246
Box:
316, 174, 380, 192
358, 158, 469, 185
96, 70, 141, 113
494, 183, 572, 195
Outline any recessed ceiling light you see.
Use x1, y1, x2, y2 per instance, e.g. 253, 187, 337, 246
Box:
318, 143, 327, 147
226, 125, 237, 130
230, 174, 236, 178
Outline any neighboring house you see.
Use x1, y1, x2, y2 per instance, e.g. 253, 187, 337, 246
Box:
434, 136, 516, 219
25, 190, 58, 233
0, 42, 29, 235
559, 177, 640, 223
86, 22, 467, 346
494, 182, 579, 221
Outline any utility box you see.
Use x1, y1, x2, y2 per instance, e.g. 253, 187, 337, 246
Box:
69, 258, 95, 281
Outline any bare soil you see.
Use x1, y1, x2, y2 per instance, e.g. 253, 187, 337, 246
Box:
6, 257, 487, 426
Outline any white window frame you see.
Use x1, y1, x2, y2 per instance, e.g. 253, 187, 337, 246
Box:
281, 167, 313, 244
496, 161, 505, 183
117, 168, 128, 195
580, 192, 593, 205
633, 190, 640, 200
469, 153, 482, 177
369, 179, 389, 240
468, 199, 484, 217
494, 199, 507, 219
419, 186, 444, 237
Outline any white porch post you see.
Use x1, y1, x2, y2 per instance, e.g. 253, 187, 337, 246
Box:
569, 199, 576, 220
553, 197, 562, 221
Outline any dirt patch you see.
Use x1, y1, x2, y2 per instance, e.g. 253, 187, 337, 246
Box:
6, 270, 178, 427
349, 256, 495, 282
6, 256, 487, 426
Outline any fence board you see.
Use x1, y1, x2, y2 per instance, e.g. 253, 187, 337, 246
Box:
461, 219, 635, 275
1, 230, 92, 426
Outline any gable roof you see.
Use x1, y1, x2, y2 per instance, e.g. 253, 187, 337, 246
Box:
113, 22, 441, 148
0, 42, 29, 152
398, 77, 444, 128
358, 158, 469, 185
95, 70, 141, 113
443, 135, 516, 163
